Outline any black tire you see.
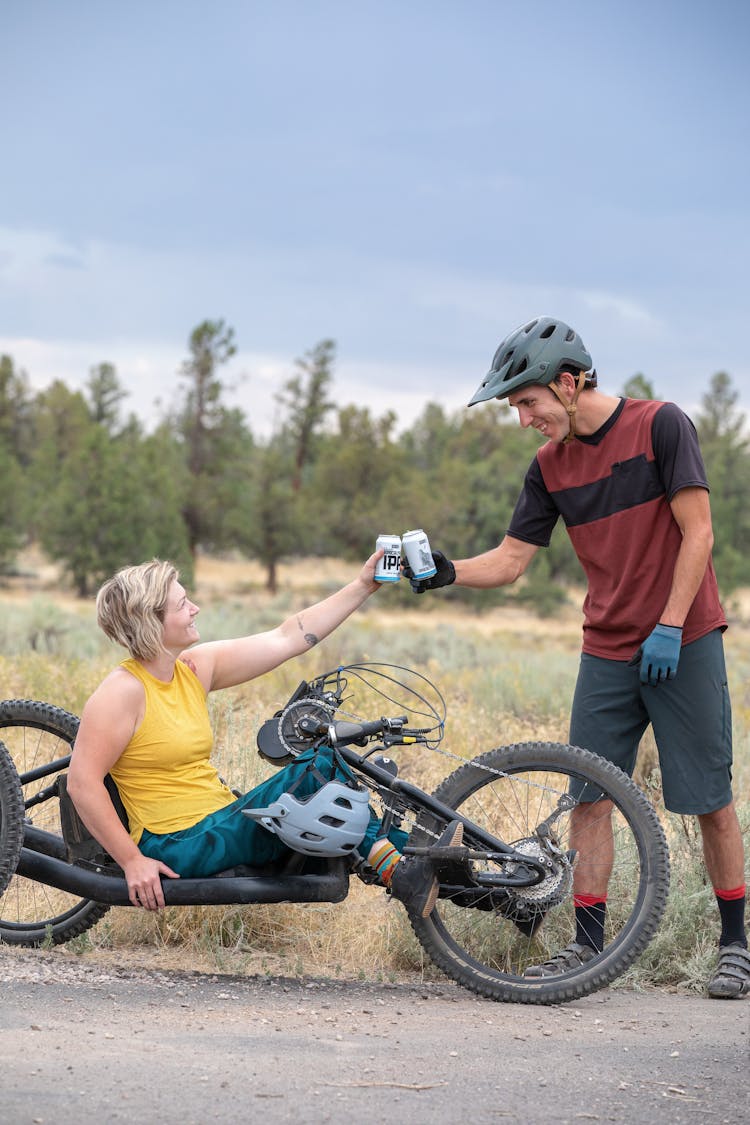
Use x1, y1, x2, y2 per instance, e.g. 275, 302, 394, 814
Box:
408, 742, 670, 1004
0, 739, 24, 896
0, 699, 110, 946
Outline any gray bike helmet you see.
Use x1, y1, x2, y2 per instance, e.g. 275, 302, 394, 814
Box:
468, 317, 593, 406
242, 780, 371, 857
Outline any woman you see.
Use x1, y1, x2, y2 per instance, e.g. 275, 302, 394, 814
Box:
68, 555, 457, 918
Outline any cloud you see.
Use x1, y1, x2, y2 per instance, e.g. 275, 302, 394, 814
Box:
0, 332, 475, 439
42, 252, 87, 271
0, 227, 88, 279
1, 224, 748, 435
578, 290, 662, 331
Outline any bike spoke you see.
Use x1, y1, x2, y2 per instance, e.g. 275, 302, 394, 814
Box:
407, 743, 669, 1003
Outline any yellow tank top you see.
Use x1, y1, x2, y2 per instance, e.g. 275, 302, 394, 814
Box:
109, 659, 235, 844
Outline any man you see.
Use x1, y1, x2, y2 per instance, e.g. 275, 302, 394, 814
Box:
407, 316, 748, 999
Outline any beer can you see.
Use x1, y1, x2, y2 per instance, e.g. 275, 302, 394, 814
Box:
374, 534, 402, 582
402, 528, 437, 580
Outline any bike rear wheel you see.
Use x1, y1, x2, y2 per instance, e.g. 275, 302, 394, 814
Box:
408, 742, 670, 1004
0, 699, 110, 946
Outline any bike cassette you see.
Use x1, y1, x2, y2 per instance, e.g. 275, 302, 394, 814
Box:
502, 837, 574, 910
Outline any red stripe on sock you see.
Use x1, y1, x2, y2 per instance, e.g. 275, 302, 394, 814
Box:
714, 884, 746, 901
574, 894, 608, 908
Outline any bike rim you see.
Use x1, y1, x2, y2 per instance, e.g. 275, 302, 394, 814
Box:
0, 702, 107, 942
412, 744, 668, 1000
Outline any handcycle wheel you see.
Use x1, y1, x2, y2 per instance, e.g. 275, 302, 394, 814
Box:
0, 699, 110, 946
0, 739, 24, 896
407, 742, 670, 1004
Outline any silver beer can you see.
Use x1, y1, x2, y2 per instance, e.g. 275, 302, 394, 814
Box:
402, 528, 437, 580
374, 534, 402, 582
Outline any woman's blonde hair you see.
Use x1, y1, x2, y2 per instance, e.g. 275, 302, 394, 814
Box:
96, 560, 179, 661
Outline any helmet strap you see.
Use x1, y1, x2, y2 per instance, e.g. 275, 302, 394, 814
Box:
286, 747, 360, 796
549, 370, 588, 444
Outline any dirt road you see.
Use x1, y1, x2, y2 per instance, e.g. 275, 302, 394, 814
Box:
1, 947, 747, 1124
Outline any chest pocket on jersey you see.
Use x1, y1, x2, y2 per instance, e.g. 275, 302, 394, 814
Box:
609, 454, 663, 511
554, 454, 664, 528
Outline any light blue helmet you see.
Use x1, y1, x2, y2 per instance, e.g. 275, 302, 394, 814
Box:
242, 781, 370, 857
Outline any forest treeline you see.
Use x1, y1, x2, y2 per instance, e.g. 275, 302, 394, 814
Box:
1, 319, 749, 611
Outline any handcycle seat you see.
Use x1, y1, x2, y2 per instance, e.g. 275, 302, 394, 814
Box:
57, 771, 129, 868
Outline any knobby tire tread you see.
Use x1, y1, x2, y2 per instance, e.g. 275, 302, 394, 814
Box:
0, 699, 111, 947
408, 742, 670, 1004
0, 740, 24, 896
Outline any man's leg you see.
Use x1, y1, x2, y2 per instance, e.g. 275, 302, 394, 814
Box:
698, 800, 745, 891
525, 656, 646, 975
568, 655, 646, 951
565, 799, 615, 956
699, 801, 749, 998
570, 799, 615, 898
647, 631, 747, 997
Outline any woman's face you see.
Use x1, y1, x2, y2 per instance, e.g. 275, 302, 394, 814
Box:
161, 580, 200, 650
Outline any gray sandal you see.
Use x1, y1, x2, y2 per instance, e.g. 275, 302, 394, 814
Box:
523, 941, 596, 978
707, 943, 750, 999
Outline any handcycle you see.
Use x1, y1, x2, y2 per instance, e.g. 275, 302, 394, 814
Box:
0, 662, 670, 1004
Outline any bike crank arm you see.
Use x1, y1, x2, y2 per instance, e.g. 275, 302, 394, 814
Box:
403, 843, 548, 885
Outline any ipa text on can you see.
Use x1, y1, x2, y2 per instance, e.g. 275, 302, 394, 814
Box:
374, 535, 402, 582
402, 529, 437, 580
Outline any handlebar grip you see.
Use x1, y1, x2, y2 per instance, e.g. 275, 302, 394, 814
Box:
330, 719, 386, 744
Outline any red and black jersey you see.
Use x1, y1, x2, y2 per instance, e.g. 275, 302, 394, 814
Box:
507, 398, 726, 660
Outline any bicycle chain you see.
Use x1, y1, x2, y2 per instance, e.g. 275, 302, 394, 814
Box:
277, 698, 336, 756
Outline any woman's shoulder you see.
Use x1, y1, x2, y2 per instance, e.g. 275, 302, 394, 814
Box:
86, 664, 146, 712
75, 665, 146, 756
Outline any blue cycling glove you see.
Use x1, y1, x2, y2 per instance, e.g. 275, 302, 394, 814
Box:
403, 550, 456, 594
635, 623, 683, 686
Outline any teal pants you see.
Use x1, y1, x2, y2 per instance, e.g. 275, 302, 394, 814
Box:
139, 747, 407, 877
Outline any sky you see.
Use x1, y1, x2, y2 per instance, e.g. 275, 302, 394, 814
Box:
2, 0, 749, 437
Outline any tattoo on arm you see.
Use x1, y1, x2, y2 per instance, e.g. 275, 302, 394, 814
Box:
297, 615, 319, 648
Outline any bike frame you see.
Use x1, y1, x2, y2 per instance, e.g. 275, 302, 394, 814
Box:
14, 740, 548, 909
338, 743, 549, 875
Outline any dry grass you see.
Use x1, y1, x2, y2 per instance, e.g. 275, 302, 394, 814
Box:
2, 548, 749, 985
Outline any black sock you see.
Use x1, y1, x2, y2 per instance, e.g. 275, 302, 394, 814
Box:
716, 890, 747, 948
574, 899, 606, 953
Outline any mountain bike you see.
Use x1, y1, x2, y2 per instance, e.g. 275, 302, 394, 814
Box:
0, 662, 670, 1004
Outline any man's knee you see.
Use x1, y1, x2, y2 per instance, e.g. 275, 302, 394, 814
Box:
697, 801, 744, 850
698, 800, 737, 828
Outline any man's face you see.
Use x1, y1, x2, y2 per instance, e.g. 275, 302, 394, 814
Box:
507, 384, 569, 443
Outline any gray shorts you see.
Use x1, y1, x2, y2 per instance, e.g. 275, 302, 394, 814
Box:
569, 629, 733, 815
